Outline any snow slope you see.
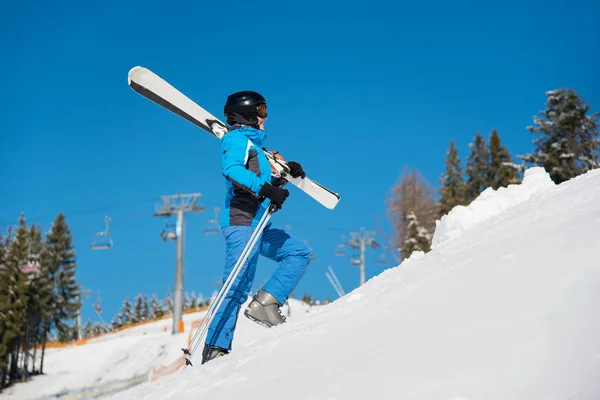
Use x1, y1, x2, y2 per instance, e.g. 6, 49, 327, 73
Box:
3, 300, 311, 399
114, 167, 600, 399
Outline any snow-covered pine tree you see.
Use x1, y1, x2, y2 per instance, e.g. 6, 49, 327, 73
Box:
190, 291, 198, 310
92, 322, 109, 336
438, 140, 468, 217
465, 133, 490, 202
487, 129, 521, 189
142, 295, 149, 321
133, 294, 144, 323
120, 297, 134, 326
401, 212, 432, 259
520, 88, 600, 184
83, 320, 94, 338
183, 292, 191, 311
163, 291, 173, 315
149, 294, 164, 319
111, 313, 124, 330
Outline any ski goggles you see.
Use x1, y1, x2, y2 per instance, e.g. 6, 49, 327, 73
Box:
256, 103, 268, 118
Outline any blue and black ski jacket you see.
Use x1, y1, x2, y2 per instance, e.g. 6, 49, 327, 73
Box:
220, 126, 274, 228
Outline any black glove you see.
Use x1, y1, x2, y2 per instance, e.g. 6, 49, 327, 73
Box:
287, 161, 305, 179
271, 177, 287, 187
259, 182, 290, 210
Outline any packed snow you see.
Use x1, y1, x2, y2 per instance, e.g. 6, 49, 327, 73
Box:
6, 166, 600, 399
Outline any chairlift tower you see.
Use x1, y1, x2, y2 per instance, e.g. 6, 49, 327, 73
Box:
336, 228, 380, 286
153, 193, 205, 334
77, 287, 93, 341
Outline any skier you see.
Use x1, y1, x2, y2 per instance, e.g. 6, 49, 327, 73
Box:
201, 90, 313, 364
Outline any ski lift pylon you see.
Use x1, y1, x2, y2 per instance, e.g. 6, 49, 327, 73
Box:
91, 216, 113, 250
203, 207, 221, 235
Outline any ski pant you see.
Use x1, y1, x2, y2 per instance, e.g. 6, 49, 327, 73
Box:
205, 222, 313, 351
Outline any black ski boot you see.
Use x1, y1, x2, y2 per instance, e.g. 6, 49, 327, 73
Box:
201, 344, 229, 365
244, 289, 286, 328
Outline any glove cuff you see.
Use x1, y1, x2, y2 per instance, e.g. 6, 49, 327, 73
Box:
258, 182, 274, 197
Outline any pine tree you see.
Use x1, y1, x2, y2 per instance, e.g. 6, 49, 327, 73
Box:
190, 291, 197, 310
183, 292, 191, 311
133, 294, 144, 324
92, 322, 109, 336
21, 222, 51, 381
520, 88, 600, 184
387, 166, 438, 254
487, 129, 521, 189
149, 294, 160, 320
43, 213, 80, 336
465, 133, 491, 202
120, 297, 134, 326
83, 320, 94, 338
438, 140, 468, 217
111, 313, 124, 330
401, 212, 432, 259
0, 219, 29, 389
57, 323, 74, 343
142, 295, 149, 321
163, 291, 173, 315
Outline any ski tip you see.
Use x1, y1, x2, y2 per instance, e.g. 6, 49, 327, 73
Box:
127, 66, 147, 85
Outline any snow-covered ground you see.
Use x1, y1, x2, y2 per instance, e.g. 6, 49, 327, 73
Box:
2, 299, 312, 399
6, 166, 600, 399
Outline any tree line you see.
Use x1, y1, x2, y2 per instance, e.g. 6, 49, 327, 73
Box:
83, 290, 211, 339
0, 207, 214, 393
388, 88, 599, 260
0, 212, 79, 392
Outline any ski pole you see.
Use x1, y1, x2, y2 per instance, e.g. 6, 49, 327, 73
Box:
181, 202, 277, 369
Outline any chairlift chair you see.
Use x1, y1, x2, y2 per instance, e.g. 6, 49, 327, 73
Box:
334, 235, 347, 256
160, 219, 178, 241
22, 242, 41, 274
334, 243, 347, 257
377, 253, 387, 265
91, 216, 113, 250
203, 207, 221, 235
21, 260, 40, 275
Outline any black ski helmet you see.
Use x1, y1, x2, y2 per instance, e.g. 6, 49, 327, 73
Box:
223, 90, 267, 127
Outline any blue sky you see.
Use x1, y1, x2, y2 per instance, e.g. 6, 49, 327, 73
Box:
1, 0, 599, 325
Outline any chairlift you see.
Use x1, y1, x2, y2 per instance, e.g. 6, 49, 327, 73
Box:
21, 259, 41, 275
377, 253, 387, 265
160, 218, 178, 241
91, 216, 113, 250
21, 242, 41, 275
334, 243, 347, 257
203, 207, 221, 235
349, 245, 361, 265
94, 290, 106, 325
334, 235, 347, 256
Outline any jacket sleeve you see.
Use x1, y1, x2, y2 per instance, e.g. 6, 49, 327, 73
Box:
221, 133, 268, 196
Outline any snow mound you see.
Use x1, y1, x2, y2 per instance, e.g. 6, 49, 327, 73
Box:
431, 167, 555, 249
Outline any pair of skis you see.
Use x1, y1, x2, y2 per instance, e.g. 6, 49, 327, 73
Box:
127, 66, 341, 210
